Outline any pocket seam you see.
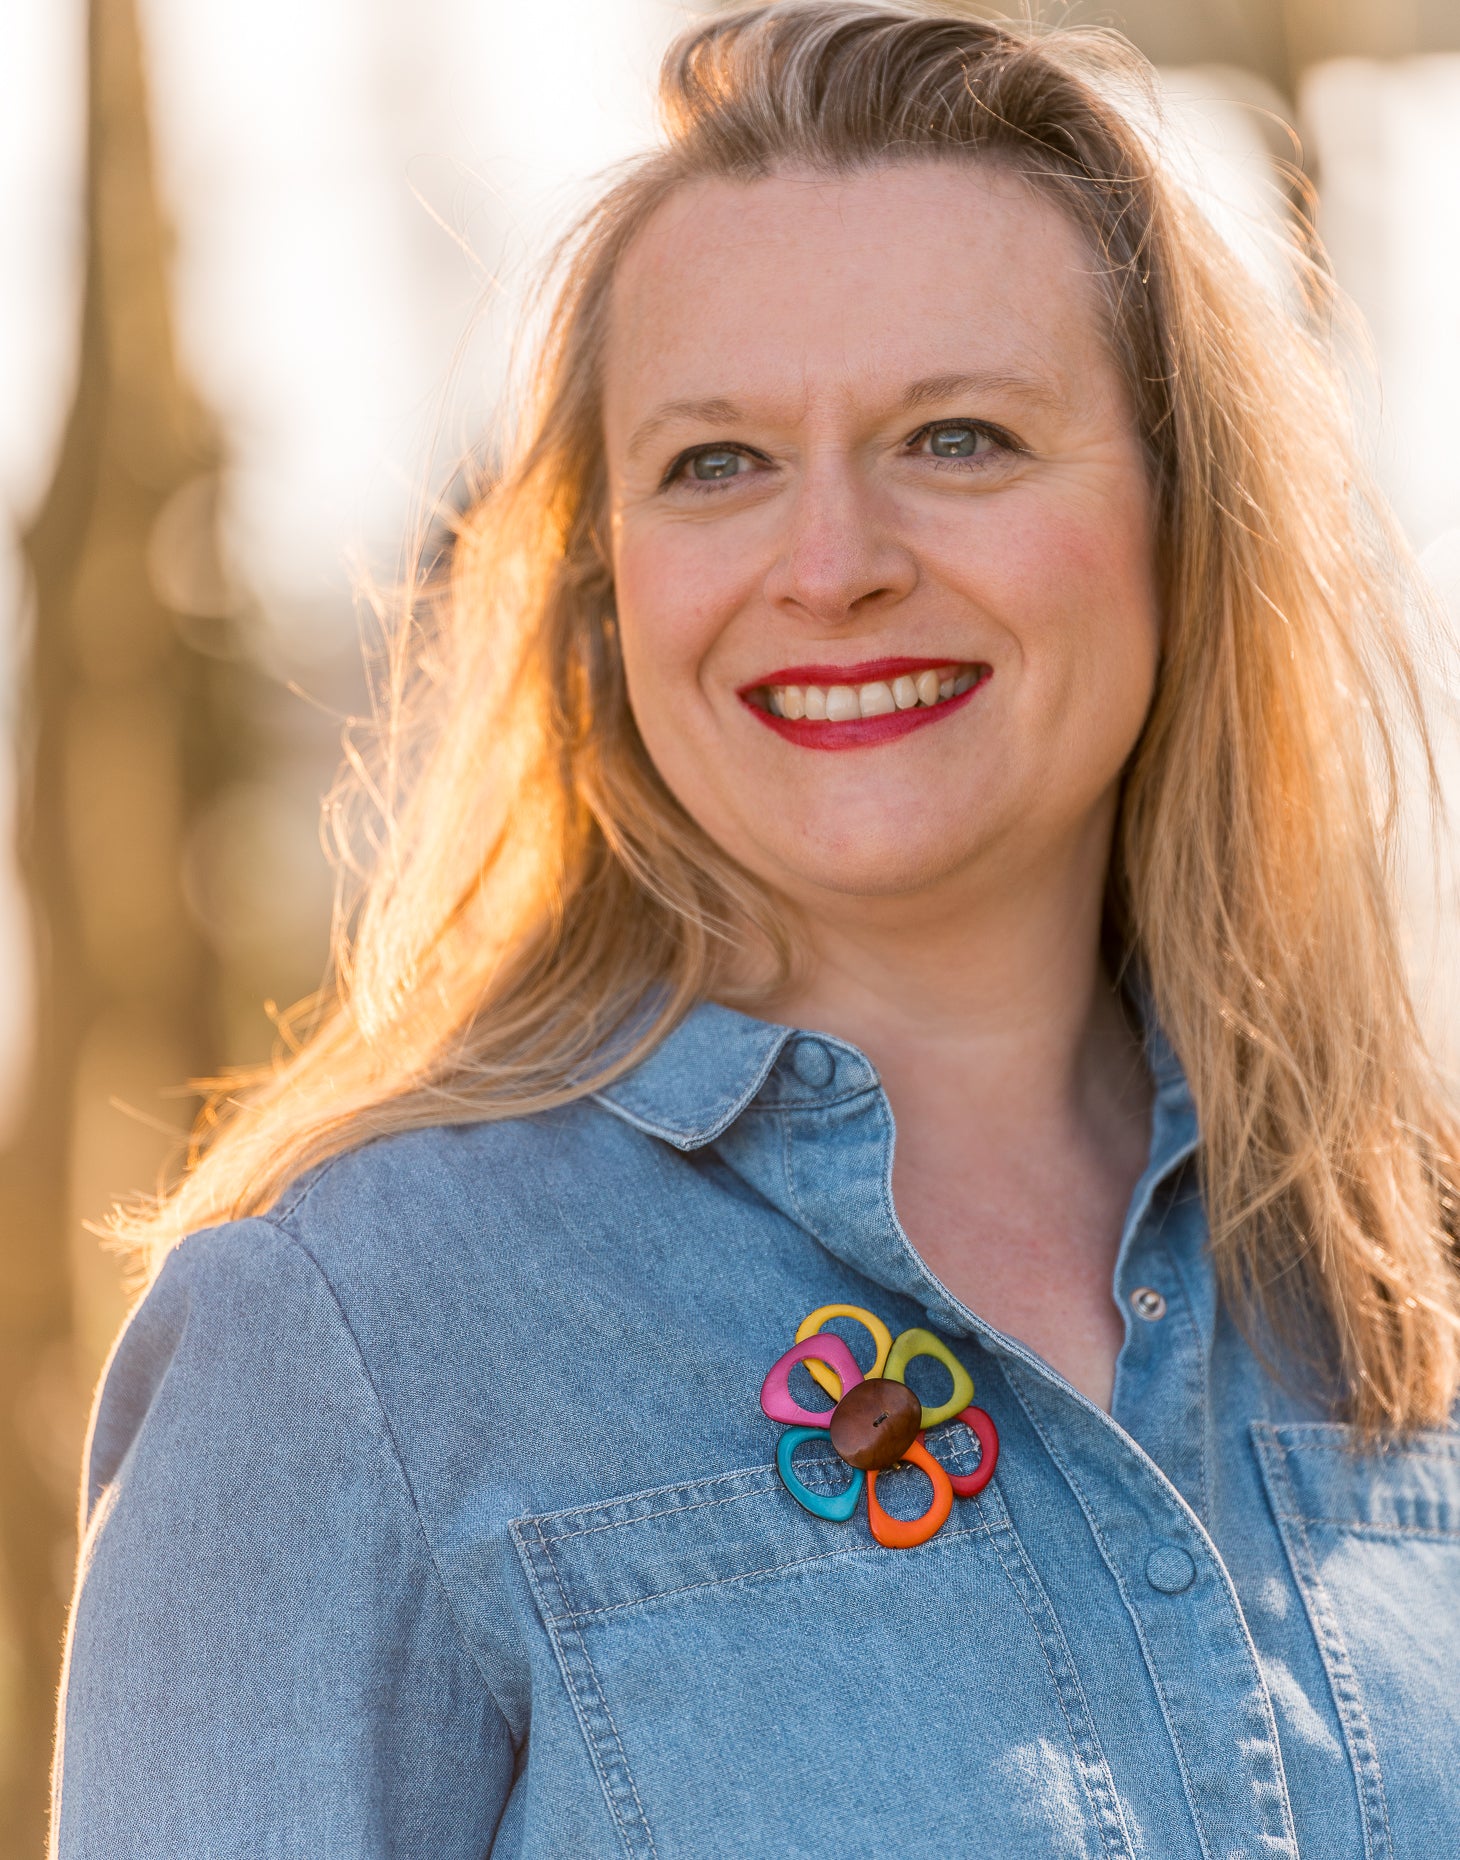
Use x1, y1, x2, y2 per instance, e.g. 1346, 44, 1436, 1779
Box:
549, 1516, 995, 1624
542, 1480, 779, 1546
528, 1441, 988, 1547
1275, 1442, 1460, 1462
528, 1460, 785, 1538
1251, 1423, 1394, 1860
513, 1515, 661, 1860
1273, 1517, 1460, 1541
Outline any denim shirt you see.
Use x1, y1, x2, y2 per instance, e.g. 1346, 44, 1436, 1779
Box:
53, 1000, 1460, 1858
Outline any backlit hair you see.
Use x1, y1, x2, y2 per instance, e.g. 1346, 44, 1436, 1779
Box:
120, 1, 1460, 1431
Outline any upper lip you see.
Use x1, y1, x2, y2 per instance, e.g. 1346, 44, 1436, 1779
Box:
735, 655, 973, 693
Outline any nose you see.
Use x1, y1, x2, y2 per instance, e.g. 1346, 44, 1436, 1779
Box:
762, 457, 918, 626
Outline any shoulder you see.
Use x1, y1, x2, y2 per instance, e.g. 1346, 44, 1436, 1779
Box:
264, 1095, 664, 1283
104, 1101, 660, 1462
145, 1099, 685, 1412
86, 1212, 409, 1527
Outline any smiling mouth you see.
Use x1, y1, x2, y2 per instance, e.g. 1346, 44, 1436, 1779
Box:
738, 658, 991, 750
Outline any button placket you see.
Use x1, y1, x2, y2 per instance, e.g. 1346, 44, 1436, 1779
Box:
1111, 1184, 1211, 1524
1005, 1362, 1299, 1859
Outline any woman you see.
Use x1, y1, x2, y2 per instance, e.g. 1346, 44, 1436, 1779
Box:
52, 5, 1460, 1856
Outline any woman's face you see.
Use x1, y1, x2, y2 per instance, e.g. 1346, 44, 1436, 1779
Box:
602, 162, 1160, 920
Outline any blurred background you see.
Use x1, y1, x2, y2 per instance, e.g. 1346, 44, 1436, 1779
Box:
4, 0, 1460, 1848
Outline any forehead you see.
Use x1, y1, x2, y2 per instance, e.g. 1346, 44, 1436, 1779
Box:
602, 162, 1117, 430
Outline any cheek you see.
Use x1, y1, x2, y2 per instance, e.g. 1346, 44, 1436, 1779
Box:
1044, 518, 1158, 697
1020, 475, 1154, 653
613, 526, 742, 700
946, 482, 1160, 776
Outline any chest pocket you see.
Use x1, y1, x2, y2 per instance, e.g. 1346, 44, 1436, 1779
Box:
1252, 1421, 1460, 1860
512, 1432, 1136, 1860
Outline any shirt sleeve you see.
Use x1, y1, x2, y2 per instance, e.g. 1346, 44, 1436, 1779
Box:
52, 1216, 515, 1858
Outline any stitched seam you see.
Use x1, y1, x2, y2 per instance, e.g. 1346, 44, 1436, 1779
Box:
578, 1640, 661, 1859
1270, 1516, 1460, 1540
1253, 1430, 1391, 1860
782, 1107, 810, 1230
535, 1529, 659, 1857
1161, 1212, 1212, 1524
738, 1082, 881, 1115
254, 1218, 518, 1737
526, 1528, 641, 1858
1290, 1507, 1393, 1860
557, 1522, 991, 1622
590, 1094, 728, 1150
540, 1449, 983, 1548
532, 1460, 798, 1530
982, 1510, 1136, 1860
588, 1033, 800, 1151
876, 1090, 901, 1243
268, 1167, 331, 1225
1268, 1435, 1460, 1459
538, 1526, 577, 1623
534, 1453, 866, 1536
543, 1484, 774, 1543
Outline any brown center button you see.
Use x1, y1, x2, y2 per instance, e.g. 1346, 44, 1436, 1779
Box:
828, 1376, 922, 1471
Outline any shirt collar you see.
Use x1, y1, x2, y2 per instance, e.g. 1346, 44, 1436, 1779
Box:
593, 990, 1199, 1174
591, 998, 799, 1148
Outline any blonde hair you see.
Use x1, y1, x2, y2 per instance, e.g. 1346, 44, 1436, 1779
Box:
120, 1, 1460, 1432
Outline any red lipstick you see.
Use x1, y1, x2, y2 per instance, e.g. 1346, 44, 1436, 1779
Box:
737, 659, 991, 751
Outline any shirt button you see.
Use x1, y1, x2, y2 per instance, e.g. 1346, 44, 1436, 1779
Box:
1129, 1285, 1167, 1321
788, 1037, 836, 1089
1145, 1545, 1196, 1594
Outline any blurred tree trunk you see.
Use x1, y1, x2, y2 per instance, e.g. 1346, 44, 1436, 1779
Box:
0, 0, 227, 1846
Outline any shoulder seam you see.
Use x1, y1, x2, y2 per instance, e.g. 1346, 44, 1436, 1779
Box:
252, 1214, 519, 1740
268, 1151, 349, 1226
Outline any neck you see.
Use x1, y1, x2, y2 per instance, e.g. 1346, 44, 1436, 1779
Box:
760, 826, 1141, 1136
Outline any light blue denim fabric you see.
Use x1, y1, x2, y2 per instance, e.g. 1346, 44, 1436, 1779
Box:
53, 999, 1460, 1857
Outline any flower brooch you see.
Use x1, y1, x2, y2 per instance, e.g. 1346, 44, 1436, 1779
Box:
760, 1302, 999, 1549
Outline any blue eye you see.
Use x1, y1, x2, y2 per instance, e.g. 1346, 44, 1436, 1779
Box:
926, 424, 984, 458
689, 448, 745, 481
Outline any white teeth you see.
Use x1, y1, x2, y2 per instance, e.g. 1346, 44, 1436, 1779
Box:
763, 665, 980, 722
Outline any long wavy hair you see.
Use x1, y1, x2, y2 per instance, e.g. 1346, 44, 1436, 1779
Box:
116, 1, 1460, 1432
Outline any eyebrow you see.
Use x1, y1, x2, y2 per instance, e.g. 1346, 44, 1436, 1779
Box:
623, 369, 1068, 461
626, 397, 744, 462
897, 370, 1069, 416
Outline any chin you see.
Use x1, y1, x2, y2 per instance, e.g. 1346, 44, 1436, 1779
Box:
764, 836, 981, 903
